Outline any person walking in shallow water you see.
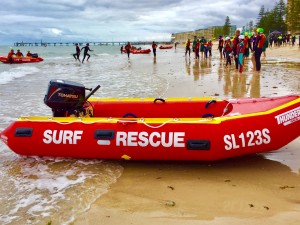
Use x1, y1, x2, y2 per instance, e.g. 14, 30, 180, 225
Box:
73, 43, 81, 61
81, 43, 93, 63
125, 42, 131, 59
152, 41, 157, 57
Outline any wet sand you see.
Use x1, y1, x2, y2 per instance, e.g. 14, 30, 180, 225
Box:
74, 44, 300, 225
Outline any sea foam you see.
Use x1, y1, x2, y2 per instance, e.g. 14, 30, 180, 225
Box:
0, 66, 40, 85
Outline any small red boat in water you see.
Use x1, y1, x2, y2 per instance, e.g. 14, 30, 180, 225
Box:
159, 45, 173, 49
0, 80, 299, 161
0, 56, 44, 64
122, 49, 151, 54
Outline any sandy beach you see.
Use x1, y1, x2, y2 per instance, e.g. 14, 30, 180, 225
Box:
73, 45, 300, 225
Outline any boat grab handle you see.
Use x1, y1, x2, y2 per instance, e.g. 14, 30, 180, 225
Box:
205, 100, 216, 108
154, 98, 165, 103
122, 113, 138, 118
94, 130, 115, 140
186, 140, 210, 150
202, 113, 214, 118
14, 128, 33, 137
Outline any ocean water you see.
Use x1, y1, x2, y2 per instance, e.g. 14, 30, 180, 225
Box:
0, 44, 299, 224
0, 44, 163, 225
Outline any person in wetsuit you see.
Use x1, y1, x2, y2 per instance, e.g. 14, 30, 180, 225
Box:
152, 41, 157, 57
7, 49, 15, 64
125, 42, 131, 59
81, 43, 93, 63
73, 43, 81, 61
232, 30, 240, 70
253, 28, 266, 71
218, 35, 224, 59
16, 49, 23, 57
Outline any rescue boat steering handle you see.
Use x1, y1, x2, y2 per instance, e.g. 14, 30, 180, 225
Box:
154, 98, 165, 103
85, 85, 101, 101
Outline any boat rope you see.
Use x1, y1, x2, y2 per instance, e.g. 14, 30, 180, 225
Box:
221, 102, 232, 117
21, 116, 214, 129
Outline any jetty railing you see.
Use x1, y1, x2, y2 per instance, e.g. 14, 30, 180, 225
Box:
13, 41, 172, 47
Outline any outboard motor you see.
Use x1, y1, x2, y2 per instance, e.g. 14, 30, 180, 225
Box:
44, 79, 100, 117
31, 53, 39, 58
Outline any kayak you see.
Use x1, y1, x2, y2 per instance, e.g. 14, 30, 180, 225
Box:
159, 45, 173, 49
122, 49, 151, 54
1, 79, 299, 161
0, 56, 44, 64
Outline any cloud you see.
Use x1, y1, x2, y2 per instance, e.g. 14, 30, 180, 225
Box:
0, 0, 278, 44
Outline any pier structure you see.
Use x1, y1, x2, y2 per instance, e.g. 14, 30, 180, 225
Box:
13, 41, 171, 47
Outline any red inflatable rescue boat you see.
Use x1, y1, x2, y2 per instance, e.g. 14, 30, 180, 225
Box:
0, 80, 299, 161
159, 45, 173, 49
0, 56, 44, 64
122, 49, 151, 54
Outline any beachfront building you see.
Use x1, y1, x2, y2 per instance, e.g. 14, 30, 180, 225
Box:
172, 25, 237, 43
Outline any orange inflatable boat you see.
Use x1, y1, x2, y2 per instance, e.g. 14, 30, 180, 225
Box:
0, 55, 43, 64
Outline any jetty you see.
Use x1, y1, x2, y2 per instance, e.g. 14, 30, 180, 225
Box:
13, 41, 172, 47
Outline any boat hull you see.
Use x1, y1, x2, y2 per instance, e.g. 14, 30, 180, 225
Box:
122, 49, 151, 54
159, 46, 173, 49
1, 96, 299, 160
0, 56, 44, 64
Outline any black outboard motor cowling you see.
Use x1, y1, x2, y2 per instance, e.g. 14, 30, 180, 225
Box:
44, 80, 86, 117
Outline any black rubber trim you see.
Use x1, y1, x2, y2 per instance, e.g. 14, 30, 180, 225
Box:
94, 130, 115, 140
14, 128, 33, 137
186, 140, 210, 150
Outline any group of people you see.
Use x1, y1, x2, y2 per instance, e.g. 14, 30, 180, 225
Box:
7, 49, 36, 63
73, 43, 93, 63
185, 28, 267, 73
185, 37, 213, 59
269, 33, 298, 47
223, 28, 267, 73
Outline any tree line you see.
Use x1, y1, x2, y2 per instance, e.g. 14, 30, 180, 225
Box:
213, 0, 299, 37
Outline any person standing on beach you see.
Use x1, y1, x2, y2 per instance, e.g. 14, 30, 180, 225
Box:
236, 35, 246, 73
232, 30, 240, 70
262, 37, 269, 57
199, 36, 206, 58
253, 28, 266, 71
81, 43, 93, 63
207, 40, 213, 57
224, 37, 232, 67
120, 45, 124, 54
243, 32, 252, 60
195, 39, 200, 59
73, 43, 81, 61
192, 36, 197, 58
152, 41, 157, 57
218, 35, 224, 59
185, 39, 191, 57
125, 42, 131, 59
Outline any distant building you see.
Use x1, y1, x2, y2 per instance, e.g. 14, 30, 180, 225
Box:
172, 25, 237, 43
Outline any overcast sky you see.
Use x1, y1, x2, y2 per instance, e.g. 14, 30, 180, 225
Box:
0, 0, 280, 44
